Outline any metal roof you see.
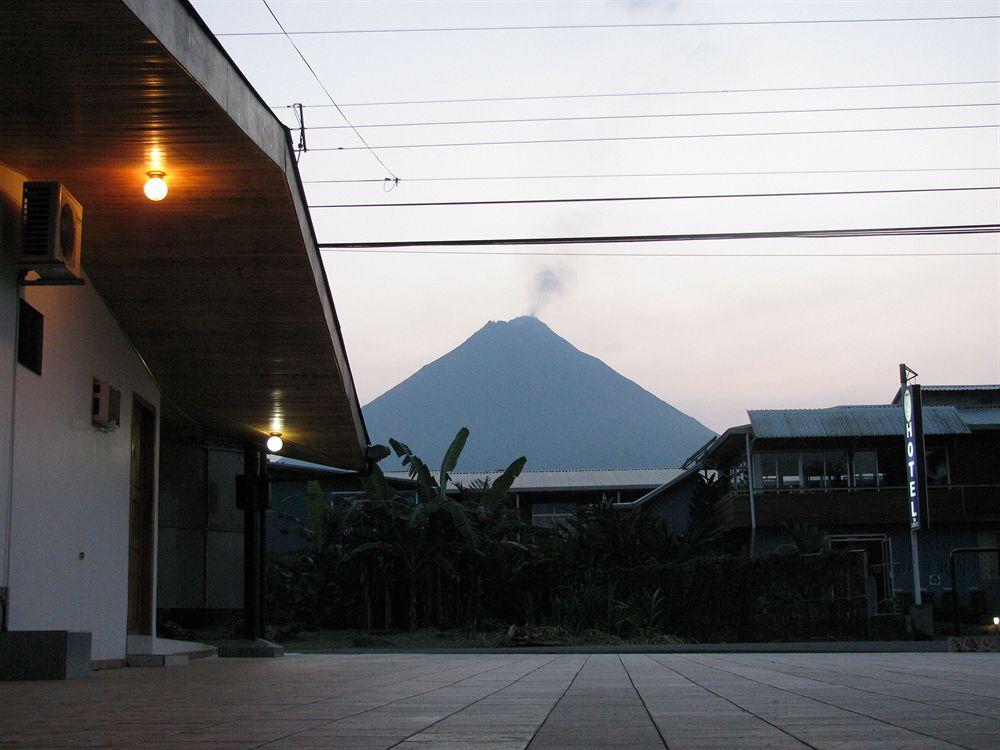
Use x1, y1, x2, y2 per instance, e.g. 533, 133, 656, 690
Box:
890, 384, 1000, 404
383, 468, 684, 492
748, 405, 971, 438
919, 384, 1000, 392
957, 407, 1000, 429
614, 466, 700, 508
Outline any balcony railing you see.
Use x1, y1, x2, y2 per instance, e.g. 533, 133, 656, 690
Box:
719, 484, 1000, 529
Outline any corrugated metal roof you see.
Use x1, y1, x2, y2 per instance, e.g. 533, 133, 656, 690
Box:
957, 406, 1000, 429
614, 466, 700, 508
748, 405, 970, 438
890, 384, 1000, 404
921, 384, 1000, 392
383, 468, 684, 492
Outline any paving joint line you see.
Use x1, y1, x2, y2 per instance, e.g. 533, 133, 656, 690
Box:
646, 654, 820, 750
525, 654, 591, 750
386, 654, 568, 748
253, 654, 538, 747
742, 654, 1000, 721
619, 654, 670, 749
679, 654, 974, 750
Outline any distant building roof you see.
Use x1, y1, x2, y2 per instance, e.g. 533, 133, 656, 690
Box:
384, 468, 684, 492
956, 406, 1000, 429
613, 466, 701, 508
748, 405, 971, 438
890, 384, 1000, 404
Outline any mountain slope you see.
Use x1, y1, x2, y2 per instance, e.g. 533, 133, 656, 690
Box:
363, 316, 715, 471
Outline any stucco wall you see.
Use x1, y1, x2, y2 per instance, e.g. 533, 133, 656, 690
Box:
0, 165, 161, 661
0, 163, 23, 604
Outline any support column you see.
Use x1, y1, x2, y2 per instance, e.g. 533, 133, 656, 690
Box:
219, 443, 282, 657
240, 444, 263, 640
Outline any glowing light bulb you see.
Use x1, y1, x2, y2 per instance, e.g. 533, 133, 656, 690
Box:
144, 171, 168, 201
994, 616, 999, 627
266, 433, 283, 453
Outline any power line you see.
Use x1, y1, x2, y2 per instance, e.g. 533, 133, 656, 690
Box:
280, 79, 1000, 109
296, 102, 1000, 131
259, 0, 399, 181
324, 249, 999, 258
317, 224, 1000, 249
303, 167, 1000, 185
218, 14, 1000, 37
308, 185, 1000, 210
308, 123, 1000, 151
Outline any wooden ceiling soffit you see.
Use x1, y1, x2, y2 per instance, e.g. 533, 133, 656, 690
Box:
0, 0, 369, 469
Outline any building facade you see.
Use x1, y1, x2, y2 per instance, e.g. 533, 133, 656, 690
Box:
1, 0, 368, 675
641, 385, 1000, 614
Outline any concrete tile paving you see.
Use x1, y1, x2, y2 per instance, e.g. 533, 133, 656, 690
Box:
0, 652, 998, 749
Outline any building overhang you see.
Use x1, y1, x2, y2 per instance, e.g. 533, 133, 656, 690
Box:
0, 0, 368, 468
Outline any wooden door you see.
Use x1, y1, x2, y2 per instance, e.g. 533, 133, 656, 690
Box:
127, 396, 156, 635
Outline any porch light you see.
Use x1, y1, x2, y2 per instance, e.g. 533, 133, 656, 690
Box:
994, 616, 999, 626
266, 432, 283, 453
143, 171, 168, 201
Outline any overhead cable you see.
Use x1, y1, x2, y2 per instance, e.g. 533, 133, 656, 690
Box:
307, 123, 1000, 151
317, 224, 1000, 250
324, 249, 999, 258
279, 79, 1000, 109
302, 167, 1000, 185
219, 14, 1000, 37
297, 102, 1000, 131
308, 185, 1000, 210
259, 0, 399, 181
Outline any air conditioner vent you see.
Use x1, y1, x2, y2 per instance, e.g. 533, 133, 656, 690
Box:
21, 183, 55, 257
19, 181, 83, 282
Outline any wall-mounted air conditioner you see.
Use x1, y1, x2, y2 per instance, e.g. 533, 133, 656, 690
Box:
92, 379, 121, 430
19, 181, 83, 283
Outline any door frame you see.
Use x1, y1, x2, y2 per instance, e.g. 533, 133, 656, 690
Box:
127, 393, 157, 636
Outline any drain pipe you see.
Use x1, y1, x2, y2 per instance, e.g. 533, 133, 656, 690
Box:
745, 432, 757, 559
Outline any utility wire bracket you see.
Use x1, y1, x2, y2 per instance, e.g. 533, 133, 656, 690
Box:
293, 103, 307, 161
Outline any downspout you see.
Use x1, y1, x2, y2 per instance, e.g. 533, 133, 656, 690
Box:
745, 432, 757, 559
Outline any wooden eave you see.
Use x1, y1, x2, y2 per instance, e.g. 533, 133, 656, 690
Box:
0, 0, 368, 469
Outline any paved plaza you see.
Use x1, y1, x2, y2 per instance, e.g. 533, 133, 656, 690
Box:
2, 652, 999, 749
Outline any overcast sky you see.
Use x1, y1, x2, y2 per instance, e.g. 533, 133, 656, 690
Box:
193, 0, 1000, 433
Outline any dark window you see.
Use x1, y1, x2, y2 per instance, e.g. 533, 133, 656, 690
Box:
925, 447, 950, 485
776, 454, 801, 489
852, 451, 881, 487
17, 299, 43, 375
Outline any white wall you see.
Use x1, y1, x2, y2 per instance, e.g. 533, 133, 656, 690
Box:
0, 164, 23, 603
0, 165, 160, 662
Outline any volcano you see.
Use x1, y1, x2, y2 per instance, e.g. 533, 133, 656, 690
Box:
363, 316, 714, 470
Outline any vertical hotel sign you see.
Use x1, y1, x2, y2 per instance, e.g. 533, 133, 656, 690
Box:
902, 384, 925, 530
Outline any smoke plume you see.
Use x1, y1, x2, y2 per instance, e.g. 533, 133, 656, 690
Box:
527, 265, 574, 317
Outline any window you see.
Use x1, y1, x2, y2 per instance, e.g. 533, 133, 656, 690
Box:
776, 455, 801, 489
755, 454, 778, 490
979, 531, 999, 580
925, 447, 950, 486
755, 451, 849, 490
754, 453, 802, 490
802, 451, 849, 488
531, 503, 575, 529
852, 451, 881, 487
531, 502, 576, 529
17, 299, 43, 375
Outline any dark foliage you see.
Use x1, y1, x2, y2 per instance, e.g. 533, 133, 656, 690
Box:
265, 431, 869, 642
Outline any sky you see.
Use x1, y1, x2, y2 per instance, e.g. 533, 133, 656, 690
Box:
192, 0, 1000, 433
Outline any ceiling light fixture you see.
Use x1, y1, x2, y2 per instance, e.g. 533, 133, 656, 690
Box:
144, 171, 168, 202
266, 432, 284, 453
